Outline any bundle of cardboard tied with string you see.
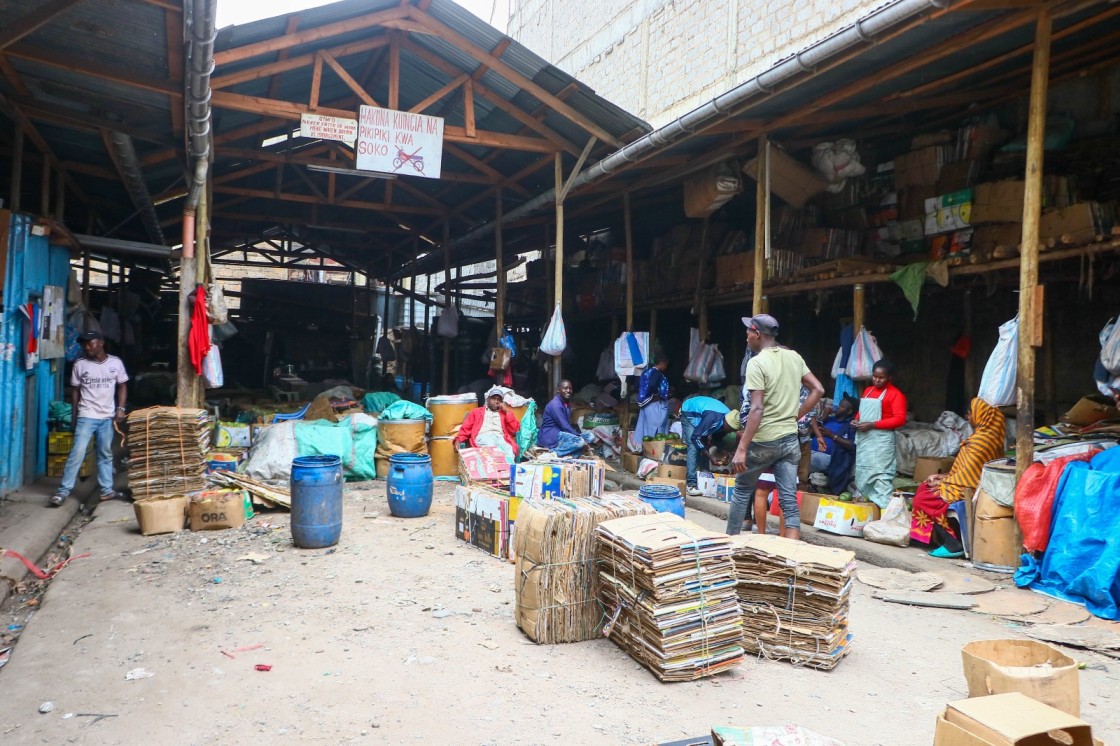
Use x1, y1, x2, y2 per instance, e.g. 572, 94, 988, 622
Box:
127, 407, 210, 499
595, 513, 743, 682
731, 533, 856, 670
514, 493, 654, 644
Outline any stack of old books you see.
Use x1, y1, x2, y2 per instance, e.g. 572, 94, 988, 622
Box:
127, 407, 210, 499
595, 513, 743, 681
730, 533, 856, 670
514, 493, 655, 644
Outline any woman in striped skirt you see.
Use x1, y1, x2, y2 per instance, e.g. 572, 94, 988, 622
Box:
910, 397, 1006, 558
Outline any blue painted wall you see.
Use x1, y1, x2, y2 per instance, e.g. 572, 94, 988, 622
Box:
0, 213, 72, 494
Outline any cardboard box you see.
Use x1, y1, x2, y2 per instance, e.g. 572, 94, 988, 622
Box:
1040, 202, 1100, 244
189, 490, 252, 531
134, 496, 188, 536
972, 224, 1022, 252
925, 202, 971, 236
642, 438, 683, 461
914, 456, 956, 484
715, 252, 755, 289
214, 422, 252, 449
697, 471, 717, 498
894, 145, 950, 190
900, 186, 938, 219
743, 147, 827, 208
454, 484, 521, 560
656, 463, 687, 481
646, 476, 686, 494
622, 450, 641, 474
972, 181, 1025, 224
683, 164, 740, 218
768, 491, 824, 527
934, 692, 1093, 746
961, 639, 1081, 716
458, 447, 509, 485
1061, 395, 1119, 427
814, 498, 880, 537
715, 475, 737, 502
972, 514, 1022, 569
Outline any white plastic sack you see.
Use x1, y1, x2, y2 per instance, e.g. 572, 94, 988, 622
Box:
812, 139, 867, 193
436, 306, 459, 339
977, 315, 1018, 407
207, 282, 229, 325
848, 326, 882, 380
862, 494, 910, 547
1100, 317, 1120, 375
201, 344, 224, 389
830, 347, 844, 379
540, 304, 567, 356
615, 332, 649, 379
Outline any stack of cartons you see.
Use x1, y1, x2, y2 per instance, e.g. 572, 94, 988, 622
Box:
731, 533, 856, 670
596, 513, 744, 681
127, 407, 210, 499
510, 459, 605, 501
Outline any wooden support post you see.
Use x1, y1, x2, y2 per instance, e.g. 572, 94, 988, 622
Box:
623, 191, 634, 330
699, 302, 709, 342
753, 134, 768, 315
8, 128, 23, 212
441, 219, 451, 394
40, 157, 50, 217
1016, 6, 1051, 480
553, 152, 564, 387
495, 187, 504, 337
54, 167, 64, 221
423, 275, 431, 400
610, 315, 619, 341
650, 308, 658, 344
853, 283, 865, 333
176, 225, 198, 407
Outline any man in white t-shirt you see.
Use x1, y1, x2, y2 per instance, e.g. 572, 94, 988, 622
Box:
50, 330, 129, 506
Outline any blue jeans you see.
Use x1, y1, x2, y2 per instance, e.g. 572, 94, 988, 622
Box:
725, 433, 801, 535
59, 417, 115, 497
680, 415, 707, 488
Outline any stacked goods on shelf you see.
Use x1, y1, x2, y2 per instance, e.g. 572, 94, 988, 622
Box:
731, 533, 856, 670
127, 407, 210, 499
596, 513, 743, 681
514, 493, 655, 643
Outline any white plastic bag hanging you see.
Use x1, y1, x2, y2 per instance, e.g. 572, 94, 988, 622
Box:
540, 304, 567, 356
977, 315, 1018, 407
1100, 317, 1120, 375
848, 326, 882, 380
436, 305, 459, 338
202, 344, 224, 389
207, 282, 229, 325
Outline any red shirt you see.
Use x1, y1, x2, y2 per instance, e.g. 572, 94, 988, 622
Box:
858, 383, 907, 430
454, 407, 521, 456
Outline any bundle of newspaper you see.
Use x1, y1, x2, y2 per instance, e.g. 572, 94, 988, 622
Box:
595, 513, 743, 682
127, 407, 210, 499
514, 493, 654, 644
730, 533, 856, 670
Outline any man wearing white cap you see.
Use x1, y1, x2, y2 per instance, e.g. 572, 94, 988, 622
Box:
454, 386, 521, 463
726, 314, 824, 539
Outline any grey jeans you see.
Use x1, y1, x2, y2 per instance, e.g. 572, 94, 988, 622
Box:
725, 433, 801, 535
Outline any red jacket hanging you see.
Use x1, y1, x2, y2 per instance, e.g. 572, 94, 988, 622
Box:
189, 285, 211, 375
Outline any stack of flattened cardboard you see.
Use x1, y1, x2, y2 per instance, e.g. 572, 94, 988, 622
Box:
127, 407, 210, 499
510, 459, 605, 500
731, 534, 856, 670
514, 493, 655, 644
596, 513, 743, 682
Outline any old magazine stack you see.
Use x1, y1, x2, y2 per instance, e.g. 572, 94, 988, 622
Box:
595, 513, 744, 681
514, 493, 655, 644
730, 534, 856, 670
127, 407, 210, 499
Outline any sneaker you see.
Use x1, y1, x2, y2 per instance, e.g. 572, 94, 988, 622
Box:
48, 492, 67, 507
100, 491, 127, 502
686, 486, 701, 497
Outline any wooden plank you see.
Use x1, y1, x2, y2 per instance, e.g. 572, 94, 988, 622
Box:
211, 185, 445, 216
1030, 284, 1045, 348
623, 191, 633, 329
407, 8, 624, 148
320, 49, 380, 107
0, 0, 85, 52
1016, 6, 1050, 481
309, 52, 324, 110
553, 153, 564, 387
463, 78, 476, 138
753, 135, 768, 315
165, 8, 184, 139
873, 592, 977, 610
213, 6, 411, 66
408, 74, 467, 114
388, 32, 401, 111
495, 187, 504, 336
212, 36, 390, 90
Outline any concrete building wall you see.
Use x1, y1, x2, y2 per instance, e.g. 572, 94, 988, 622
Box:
507, 0, 884, 126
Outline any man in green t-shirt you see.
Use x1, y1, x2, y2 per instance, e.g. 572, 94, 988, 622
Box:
726, 314, 824, 539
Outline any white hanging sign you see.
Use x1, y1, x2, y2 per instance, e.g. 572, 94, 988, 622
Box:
355, 105, 444, 179
299, 113, 357, 144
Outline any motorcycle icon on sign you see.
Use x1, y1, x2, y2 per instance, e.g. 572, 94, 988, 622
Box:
393, 147, 425, 174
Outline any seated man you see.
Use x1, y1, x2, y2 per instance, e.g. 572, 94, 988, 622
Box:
454, 387, 521, 463
537, 379, 590, 455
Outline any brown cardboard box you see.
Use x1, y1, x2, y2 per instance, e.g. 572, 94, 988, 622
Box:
894, 145, 949, 189
1061, 395, 1120, 427
913, 456, 956, 484
715, 252, 755, 289
972, 181, 1025, 224
621, 450, 641, 474
1040, 202, 1099, 243
656, 463, 687, 481
189, 491, 249, 531
933, 692, 1093, 746
911, 131, 953, 149
961, 639, 1081, 716
973, 224, 1022, 252
937, 161, 983, 194
134, 496, 188, 536
646, 476, 686, 494
900, 185, 938, 220
743, 147, 827, 208
975, 486, 1014, 521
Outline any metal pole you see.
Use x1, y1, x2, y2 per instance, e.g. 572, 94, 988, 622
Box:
1016, 6, 1052, 480
495, 187, 505, 337
752, 134, 768, 315
441, 219, 451, 394
553, 153, 564, 387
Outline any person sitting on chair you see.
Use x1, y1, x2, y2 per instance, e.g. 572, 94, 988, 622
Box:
454, 387, 521, 463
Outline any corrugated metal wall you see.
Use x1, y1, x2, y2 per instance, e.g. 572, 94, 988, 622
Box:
0, 213, 72, 494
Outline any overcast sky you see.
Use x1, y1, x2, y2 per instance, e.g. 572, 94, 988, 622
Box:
216, 0, 511, 32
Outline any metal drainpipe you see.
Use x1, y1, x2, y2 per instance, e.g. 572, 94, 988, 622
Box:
184, 0, 216, 218
398, 0, 949, 278
109, 132, 166, 245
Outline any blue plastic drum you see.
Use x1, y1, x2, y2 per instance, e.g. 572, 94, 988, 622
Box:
387, 453, 434, 518
290, 455, 343, 548
638, 483, 686, 518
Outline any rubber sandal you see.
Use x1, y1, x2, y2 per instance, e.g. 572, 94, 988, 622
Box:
100, 491, 126, 502
929, 545, 964, 559
48, 494, 66, 507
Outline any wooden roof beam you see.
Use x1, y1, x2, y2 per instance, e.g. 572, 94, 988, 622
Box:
212, 36, 391, 90
0, 0, 85, 52
211, 185, 446, 216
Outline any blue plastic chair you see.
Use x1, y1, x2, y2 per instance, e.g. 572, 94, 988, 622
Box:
272, 402, 310, 424
947, 500, 970, 557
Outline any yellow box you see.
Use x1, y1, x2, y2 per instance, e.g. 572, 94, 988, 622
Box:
814, 498, 880, 537
48, 431, 74, 454
46, 450, 95, 478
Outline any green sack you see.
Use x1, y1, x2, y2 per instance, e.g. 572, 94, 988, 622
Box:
362, 391, 401, 415
515, 400, 538, 461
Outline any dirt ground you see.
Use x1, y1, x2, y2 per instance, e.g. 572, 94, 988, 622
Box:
2, 483, 1118, 745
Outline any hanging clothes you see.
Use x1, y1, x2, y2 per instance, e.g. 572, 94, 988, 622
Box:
189, 285, 211, 375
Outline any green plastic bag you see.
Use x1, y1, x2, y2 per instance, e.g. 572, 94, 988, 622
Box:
516, 400, 538, 461
362, 391, 401, 415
